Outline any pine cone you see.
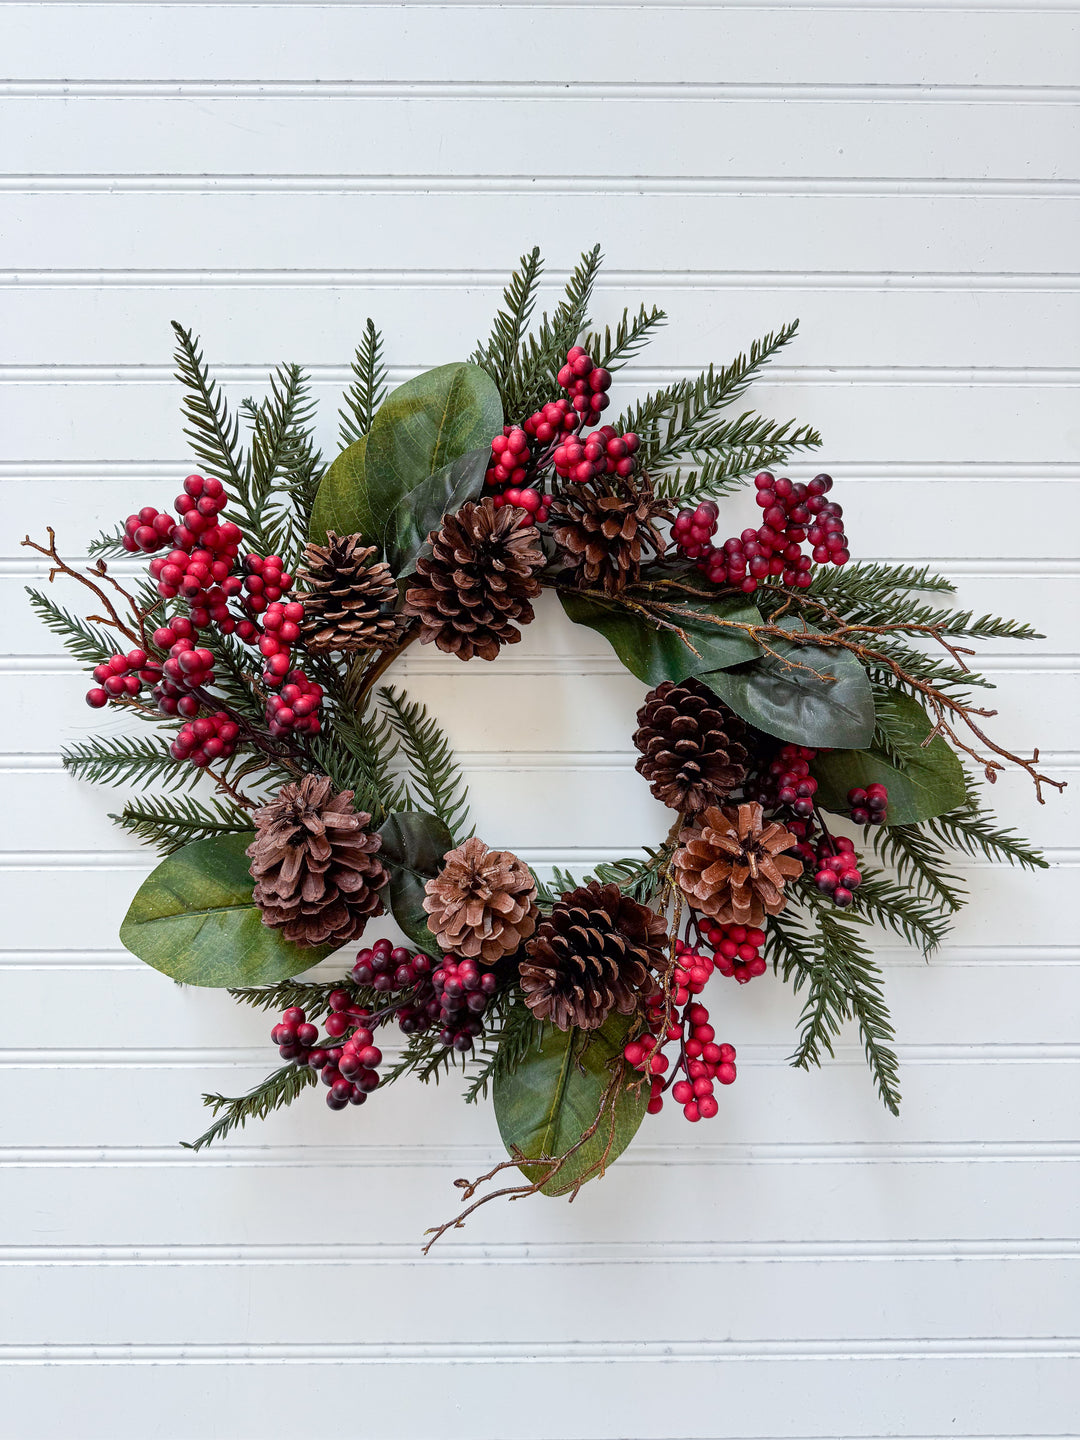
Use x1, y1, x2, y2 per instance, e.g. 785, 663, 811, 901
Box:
403, 499, 545, 662
550, 474, 673, 596
519, 880, 668, 1031
423, 837, 538, 964
295, 532, 399, 653
247, 773, 387, 948
633, 677, 749, 815
673, 801, 803, 928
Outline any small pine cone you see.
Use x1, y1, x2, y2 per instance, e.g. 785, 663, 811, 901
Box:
633, 677, 749, 815
550, 474, 673, 596
403, 498, 545, 662
423, 836, 539, 964
673, 801, 803, 928
295, 532, 399, 653
519, 880, 668, 1032
247, 773, 387, 948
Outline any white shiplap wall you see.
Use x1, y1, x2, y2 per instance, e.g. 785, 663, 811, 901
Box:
2, 4, 1079, 1436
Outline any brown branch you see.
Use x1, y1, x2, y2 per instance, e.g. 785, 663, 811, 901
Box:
421, 1062, 628, 1254
22, 529, 144, 647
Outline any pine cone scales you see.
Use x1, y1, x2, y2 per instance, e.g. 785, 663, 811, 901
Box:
633, 677, 749, 815
247, 773, 387, 947
296, 532, 399, 653
423, 837, 539, 964
673, 802, 803, 928
404, 499, 545, 662
551, 474, 672, 595
520, 881, 668, 1031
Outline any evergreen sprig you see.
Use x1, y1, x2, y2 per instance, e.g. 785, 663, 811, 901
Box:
497, 245, 603, 420
380, 685, 472, 842
228, 976, 379, 1019
110, 794, 253, 854
927, 793, 1049, 872
582, 303, 667, 372
868, 823, 967, 914
472, 247, 544, 403
25, 588, 115, 667
171, 321, 247, 493
850, 868, 951, 955
464, 998, 545, 1104
339, 318, 388, 447
182, 1063, 318, 1150
63, 733, 186, 790
239, 362, 319, 557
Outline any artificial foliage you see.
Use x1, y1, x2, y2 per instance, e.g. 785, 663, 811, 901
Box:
24, 246, 1063, 1247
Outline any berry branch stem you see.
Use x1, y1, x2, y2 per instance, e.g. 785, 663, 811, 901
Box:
22, 529, 147, 647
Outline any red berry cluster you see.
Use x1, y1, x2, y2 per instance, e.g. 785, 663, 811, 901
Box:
523, 397, 579, 446
257, 600, 306, 687
85, 647, 161, 708
812, 835, 863, 906
486, 427, 551, 520
557, 346, 612, 419
146, 478, 243, 628
750, 743, 820, 820
552, 424, 640, 485
122, 506, 176, 554
271, 995, 384, 1111
624, 940, 738, 1122
265, 670, 323, 738
848, 783, 889, 826
151, 636, 216, 714
352, 939, 432, 994
241, 553, 295, 616
170, 711, 241, 767
697, 922, 768, 985
431, 956, 498, 1051
676, 473, 848, 594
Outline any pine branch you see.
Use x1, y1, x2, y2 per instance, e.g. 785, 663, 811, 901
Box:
927, 795, 1049, 872
239, 363, 319, 556
182, 1063, 318, 1150
171, 321, 247, 493
25, 588, 115, 667
653, 418, 823, 502
501, 245, 603, 420
110, 794, 253, 854
848, 868, 952, 956
472, 247, 544, 400
868, 823, 967, 914
63, 733, 185, 790
229, 976, 379, 1019
339, 319, 388, 447
87, 525, 129, 560
379, 685, 472, 842
810, 561, 956, 601
582, 303, 667, 373
621, 320, 806, 468
782, 902, 902, 1115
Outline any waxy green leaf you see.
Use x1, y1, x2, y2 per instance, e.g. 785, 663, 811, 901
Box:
382, 447, 490, 579
811, 688, 966, 824
366, 363, 502, 546
308, 433, 377, 549
119, 833, 333, 987
702, 620, 875, 749
559, 589, 762, 685
377, 810, 455, 956
494, 1011, 647, 1196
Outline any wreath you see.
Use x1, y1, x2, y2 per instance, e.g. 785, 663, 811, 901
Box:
25, 246, 1063, 1247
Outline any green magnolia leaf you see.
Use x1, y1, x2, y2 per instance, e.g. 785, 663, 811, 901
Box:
377, 810, 455, 955
702, 620, 875, 749
382, 446, 490, 579
118, 833, 333, 987
559, 589, 762, 685
366, 363, 502, 546
494, 1011, 648, 1197
308, 433, 377, 548
811, 689, 966, 824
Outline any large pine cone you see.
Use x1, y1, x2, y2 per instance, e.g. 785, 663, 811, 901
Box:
633, 677, 749, 815
295, 532, 399, 653
403, 499, 545, 662
550, 474, 672, 595
519, 880, 668, 1031
247, 773, 387, 947
673, 801, 803, 928
423, 837, 538, 964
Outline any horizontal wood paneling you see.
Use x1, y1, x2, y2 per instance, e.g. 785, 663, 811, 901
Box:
4, 2, 1077, 1433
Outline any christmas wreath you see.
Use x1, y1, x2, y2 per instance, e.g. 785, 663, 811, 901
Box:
25, 247, 1063, 1247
